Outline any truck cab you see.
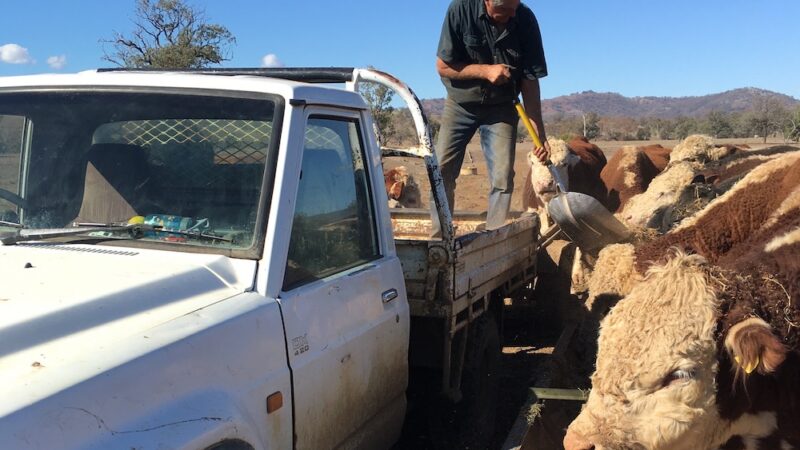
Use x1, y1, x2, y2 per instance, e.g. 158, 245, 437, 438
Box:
0, 70, 409, 449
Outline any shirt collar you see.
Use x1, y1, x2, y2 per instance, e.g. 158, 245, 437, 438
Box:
479, 0, 488, 19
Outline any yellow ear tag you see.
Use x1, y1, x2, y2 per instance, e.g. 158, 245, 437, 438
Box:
734, 355, 759, 374
128, 215, 145, 225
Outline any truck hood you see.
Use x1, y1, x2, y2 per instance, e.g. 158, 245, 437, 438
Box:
0, 243, 257, 417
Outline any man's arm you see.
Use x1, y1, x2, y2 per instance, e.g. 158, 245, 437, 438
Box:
436, 57, 512, 86
520, 77, 550, 162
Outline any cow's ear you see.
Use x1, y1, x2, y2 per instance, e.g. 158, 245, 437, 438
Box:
724, 318, 787, 376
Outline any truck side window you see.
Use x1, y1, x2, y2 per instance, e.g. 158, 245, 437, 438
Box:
283, 117, 380, 290
0, 115, 25, 222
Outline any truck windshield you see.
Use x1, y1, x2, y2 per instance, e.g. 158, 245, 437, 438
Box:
0, 89, 280, 256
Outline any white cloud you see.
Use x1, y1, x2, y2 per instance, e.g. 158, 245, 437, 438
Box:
0, 43, 33, 64
261, 53, 284, 68
47, 55, 67, 70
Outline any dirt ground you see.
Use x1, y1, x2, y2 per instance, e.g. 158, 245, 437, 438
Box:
385, 136, 787, 214
394, 241, 588, 450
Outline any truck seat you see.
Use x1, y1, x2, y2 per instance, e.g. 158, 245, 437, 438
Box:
73, 143, 154, 224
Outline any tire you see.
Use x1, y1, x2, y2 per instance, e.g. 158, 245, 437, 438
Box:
429, 314, 502, 450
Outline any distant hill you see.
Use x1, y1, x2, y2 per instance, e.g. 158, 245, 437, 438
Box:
421, 88, 800, 120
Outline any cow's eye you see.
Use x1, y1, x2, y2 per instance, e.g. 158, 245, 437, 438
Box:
662, 369, 696, 388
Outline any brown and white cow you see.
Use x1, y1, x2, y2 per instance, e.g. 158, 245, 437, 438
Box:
565, 151, 800, 450
522, 136, 607, 212
586, 150, 800, 308
617, 135, 742, 231
601, 144, 671, 213
565, 241, 799, 449
568, 136, 609, 205
384, 166, 422, 208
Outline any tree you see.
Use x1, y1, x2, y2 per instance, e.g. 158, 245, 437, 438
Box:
583, 112, 600, 140
358, 81, 395, 145
599, 116, 638, 140
673, 116, 699, 140
641, 117, 670, 140
428, 116, 442, 144
635, 124, 651, 141
746, 94, 789, 143
731, 112, 753, 139
704, 110, 734, 138
387, 109, 419, 146
787, 107, 800, 143
102, 0, 235, 69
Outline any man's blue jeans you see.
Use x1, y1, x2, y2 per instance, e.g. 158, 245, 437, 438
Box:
432, 98, 518, 234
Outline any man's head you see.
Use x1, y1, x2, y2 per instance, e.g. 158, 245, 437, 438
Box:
484, 0, 520, 24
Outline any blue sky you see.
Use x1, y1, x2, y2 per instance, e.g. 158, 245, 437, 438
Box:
1, 1, 799, 101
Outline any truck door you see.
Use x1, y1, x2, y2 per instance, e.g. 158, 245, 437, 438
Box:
279, 110, 410, 450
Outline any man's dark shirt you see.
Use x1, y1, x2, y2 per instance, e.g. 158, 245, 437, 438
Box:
437, 0, 547, 105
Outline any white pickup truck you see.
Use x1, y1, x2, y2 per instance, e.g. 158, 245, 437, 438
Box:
0, 68, 540, 449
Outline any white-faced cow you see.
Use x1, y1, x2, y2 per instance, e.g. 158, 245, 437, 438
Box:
565, 151, 800, 450
522, 136, 607, 213
618, 135, 739, 231
565, 241, 799, 449
586, 150, 800, 310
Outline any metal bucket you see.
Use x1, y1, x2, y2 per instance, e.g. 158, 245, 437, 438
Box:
547, 192, 630, 254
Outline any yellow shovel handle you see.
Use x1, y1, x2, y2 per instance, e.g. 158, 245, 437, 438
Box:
514, 100, 543, 149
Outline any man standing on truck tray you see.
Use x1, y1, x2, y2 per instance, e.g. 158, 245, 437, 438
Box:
434, 0, 549, 233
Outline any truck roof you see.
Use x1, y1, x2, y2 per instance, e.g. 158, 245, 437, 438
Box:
0, 70, 368, 110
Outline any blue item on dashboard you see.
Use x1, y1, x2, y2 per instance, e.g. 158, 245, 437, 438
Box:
144, 214, 193, 234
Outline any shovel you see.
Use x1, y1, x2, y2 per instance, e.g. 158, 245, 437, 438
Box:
514, 99, 630, 254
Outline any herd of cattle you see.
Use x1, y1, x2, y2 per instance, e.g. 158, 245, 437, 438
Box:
382, 134, 799, 449
522, 135, 800, 450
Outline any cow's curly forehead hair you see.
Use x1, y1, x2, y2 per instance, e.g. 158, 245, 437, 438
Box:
570, 250, 724, 449
593, 250, 719, 394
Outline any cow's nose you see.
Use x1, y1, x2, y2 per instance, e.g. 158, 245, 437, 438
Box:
564, 429, 595, 450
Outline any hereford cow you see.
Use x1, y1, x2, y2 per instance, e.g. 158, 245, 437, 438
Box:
634, 150, 800, 270
568, 136, 609, 204
565, 243, 799, 450
565, 151, 800, 449
522, 136, 607, 213
587, 150, 800, 307
669, 134, 740, 164
384, 166, 421, 208
618, 136, 765, 231
601, 144, 671, 213
697, 145, 796, 190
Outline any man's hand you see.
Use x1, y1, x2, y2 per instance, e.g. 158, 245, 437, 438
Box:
483, 64, 511, 85
532, 140, 551, 164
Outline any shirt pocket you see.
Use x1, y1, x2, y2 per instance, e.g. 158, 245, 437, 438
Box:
463, 34, 490, 63
500, 39, 523, 69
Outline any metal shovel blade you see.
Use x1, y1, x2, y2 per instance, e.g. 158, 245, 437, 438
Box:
547, 192, 630, 254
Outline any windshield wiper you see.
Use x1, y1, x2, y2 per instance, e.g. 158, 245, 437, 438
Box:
0, 223, 156, 245
71, 222, 233, 244
0, 220, 23, 229
0, 222, 233, 245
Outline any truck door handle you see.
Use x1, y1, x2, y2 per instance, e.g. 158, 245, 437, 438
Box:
382, 289, 399, 304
